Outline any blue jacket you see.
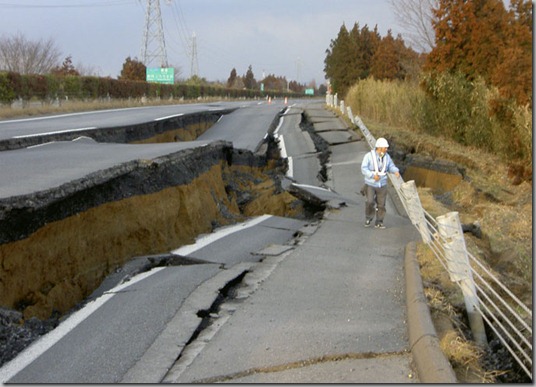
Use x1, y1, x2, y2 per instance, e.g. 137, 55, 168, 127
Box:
361, 150, 399, 188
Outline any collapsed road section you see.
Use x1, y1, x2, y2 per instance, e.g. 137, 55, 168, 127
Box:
0, 102, 355, 374
0, 108, 237, 151
0, 136, 309, 322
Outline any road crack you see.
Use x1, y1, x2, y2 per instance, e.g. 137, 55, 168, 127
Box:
192, 351, 409, 383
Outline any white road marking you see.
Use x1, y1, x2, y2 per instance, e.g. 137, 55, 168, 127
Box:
172, 215, 273, 256
0, 267, 165, 383
154, 113, 184, 121
13, 127, 97, 139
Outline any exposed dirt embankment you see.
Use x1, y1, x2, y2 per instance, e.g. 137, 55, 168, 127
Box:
0, 141, 304, 320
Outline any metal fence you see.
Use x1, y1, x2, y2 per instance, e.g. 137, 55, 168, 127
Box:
327, 93, 533, 379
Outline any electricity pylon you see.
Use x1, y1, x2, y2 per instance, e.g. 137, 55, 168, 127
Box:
140, 0, 168, 68
190, 32, 199, 77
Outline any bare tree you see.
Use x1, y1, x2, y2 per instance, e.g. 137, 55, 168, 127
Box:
389, 0, 437, 52
0, 33, 62, 74
75, 62, 101, 77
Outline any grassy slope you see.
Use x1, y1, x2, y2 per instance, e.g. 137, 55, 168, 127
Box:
365, 119, 532, 297
363, 119, 532, 383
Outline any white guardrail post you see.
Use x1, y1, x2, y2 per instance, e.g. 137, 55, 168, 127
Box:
400, 180, 431, 244
437, 212, 488, 347
346, 106, 354, 123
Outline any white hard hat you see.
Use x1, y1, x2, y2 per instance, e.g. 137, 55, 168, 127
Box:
375, 137, 389, 148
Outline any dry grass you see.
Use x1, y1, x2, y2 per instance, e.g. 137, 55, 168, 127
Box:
417, 243, 498, 383
345, 78, 423, 129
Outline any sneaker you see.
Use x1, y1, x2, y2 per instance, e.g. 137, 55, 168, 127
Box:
375, 222, 386, 229
364, 219, 372, 227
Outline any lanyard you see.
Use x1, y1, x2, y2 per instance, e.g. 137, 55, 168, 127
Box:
371, 150, 387, 175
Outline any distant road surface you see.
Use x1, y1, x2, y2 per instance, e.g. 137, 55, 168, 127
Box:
0, 101, 263, 140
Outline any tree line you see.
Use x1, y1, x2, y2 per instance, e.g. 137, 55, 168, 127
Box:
0, 32, 321, 102
0, 54, 301, 104
327, 0, 532, 179
324, 23, 423, 97
0, 42, 307, 105
225, 65, 319, 94
0, 70, 288, 105
324, 0, 531, 107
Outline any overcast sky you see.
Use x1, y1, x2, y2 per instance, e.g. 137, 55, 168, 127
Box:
0, 0, 402, 85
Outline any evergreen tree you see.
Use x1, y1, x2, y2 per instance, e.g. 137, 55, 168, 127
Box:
425, 0, 476, 76
491, 0, 532, 105
325, 22, 417, 94
371, 30, 399, 80
51, 56, 80, 76
288, 80, 303, 93
227, 68, 237, 88
119, 57, 146, 81
324, 24, 354, 96
425, 0, 532, 105
262, 74, 287, 92
243, 65, 256, 90
356, 25, 381, 79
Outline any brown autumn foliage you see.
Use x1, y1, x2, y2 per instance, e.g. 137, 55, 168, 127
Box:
119, 56, 147, 82
425, 0, 532, 107
324, 23, 421, 97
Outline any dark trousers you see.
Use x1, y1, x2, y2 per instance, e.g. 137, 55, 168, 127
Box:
365, 184, 387, 223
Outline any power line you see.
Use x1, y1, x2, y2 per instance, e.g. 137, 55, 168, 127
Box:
190, 32, 198, 77
168, 0, 191, 53
163, 1, 202, 78
0, 1, 134, 8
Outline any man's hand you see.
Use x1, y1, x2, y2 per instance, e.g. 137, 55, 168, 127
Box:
373, 174, 380, 181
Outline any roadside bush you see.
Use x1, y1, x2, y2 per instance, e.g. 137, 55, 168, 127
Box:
160, 84, 174, 99
109, 79, 130, 99
97, 77, 113, 99
81, 76, 101, 99
7, 72, 23, 99
63, 75, 82, 99
186, 84, 200, 99
127, 80, 148, 98
345, 74, 532, 174
0, 72, 15, 104
45, 75, 61, 99
510, 104, 532, 164
148, 82, 160, 99
23, 74, 48, 101
0, 71, 299, 108
419, 72, 498, 150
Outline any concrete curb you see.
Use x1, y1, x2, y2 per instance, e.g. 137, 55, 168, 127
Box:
404, 241, 458, 383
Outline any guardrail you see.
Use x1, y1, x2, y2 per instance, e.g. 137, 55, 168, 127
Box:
327, 93, 532, 379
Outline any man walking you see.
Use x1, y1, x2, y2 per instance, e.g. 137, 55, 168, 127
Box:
360, 137, 400, 229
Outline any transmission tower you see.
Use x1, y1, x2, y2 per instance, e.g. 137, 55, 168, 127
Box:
190, 32, 199, 77
296, 57, 302, 84
140, 0, 168, 68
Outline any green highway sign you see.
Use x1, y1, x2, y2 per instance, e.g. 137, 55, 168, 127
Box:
146, 68, 175, 84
